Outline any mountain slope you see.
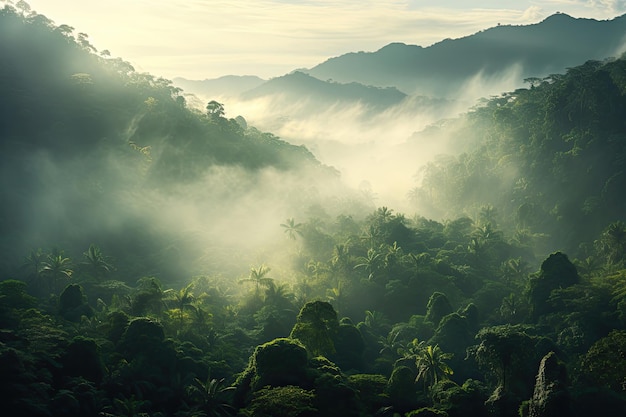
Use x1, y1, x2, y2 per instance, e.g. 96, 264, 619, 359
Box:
307, 13, 626, 96
0, 5, 350, 279
407, 56, 626, 254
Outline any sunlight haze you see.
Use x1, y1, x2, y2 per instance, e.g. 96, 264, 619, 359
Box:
23, 0, 626, 80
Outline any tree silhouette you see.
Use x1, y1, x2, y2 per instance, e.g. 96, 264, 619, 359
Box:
82, 244, 113, 280
186, 375, 236, 417
239, 265, 274, 296
41, 252, 73, 294
415, 344, 454, 392
354, 248, 382, 281
280, 218, 303, 240
165, 282, 196, 328
206, 100, 225, 119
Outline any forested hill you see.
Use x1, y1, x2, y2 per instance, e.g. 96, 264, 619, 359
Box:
0, 5, 327, 178
0, 5, 342, 278
408, 56, 626, 255
307, 13, 626, 96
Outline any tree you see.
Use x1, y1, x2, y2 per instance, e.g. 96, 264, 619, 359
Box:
597, 221, 626, 267
362, 310, 390, 336
425, 292, 453, 326
240, 265, 274, 296
41, 252, 73, 294
354, 248, 382, 281
415, 344, 454, 393
82, 244, 113, 280
206, 100, 225, 119
528, 252, 579, 321
264, 281, 294, 310
164, 282, 196, 328
15, 0, 31, 15
578, 329, 626, 392
281, 218, 303, 240
472, 325, 535, 394
131, 277, 166, 316
290, 301, 339, 357
186, 375, 236, 417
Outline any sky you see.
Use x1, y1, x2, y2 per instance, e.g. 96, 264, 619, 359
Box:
18, 0, 626, 80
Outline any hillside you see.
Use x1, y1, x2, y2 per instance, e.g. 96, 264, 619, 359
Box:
407, 56, 626, 255
0, 5, 349, 279
307, 13, 626, 96
2, 4, 626, 417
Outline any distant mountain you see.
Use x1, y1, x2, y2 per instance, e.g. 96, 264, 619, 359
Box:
241, 71, 407, 110
306, 13, 626, 96
173, 75, 265, 98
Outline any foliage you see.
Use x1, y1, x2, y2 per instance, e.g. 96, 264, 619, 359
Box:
1, 4, 626, 417
577, 329, 626, 392
290, 301, 339, 357
243, 385, 317, 417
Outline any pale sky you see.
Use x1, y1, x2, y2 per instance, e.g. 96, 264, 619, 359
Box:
17, 0, 626, 80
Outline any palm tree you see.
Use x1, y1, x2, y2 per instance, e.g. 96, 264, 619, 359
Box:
186, 376, 236, 417
500, 257, 530, 288
363, 310, 389, 335
478, 204, 498, 228
112, 394, 150, 417
239, 265, 274, 296
330, 243, 351, 273
406, 252, 431, 275
396, 338, 426, 360
415, 344, 454, 392
280, 218, 303, 240
354, 248, 382, 281
41, 252, 73, 294
165, 283, 196, 328
499, 293, 520, 323
82, 244, 113, 280
263, 281, 294, 310
384, 241, 402, 272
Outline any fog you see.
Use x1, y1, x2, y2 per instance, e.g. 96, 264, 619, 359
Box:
4, 122, 372, 287
180, 64, 527, 215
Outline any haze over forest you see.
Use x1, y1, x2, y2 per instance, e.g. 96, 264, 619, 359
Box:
1, 2, 626, 417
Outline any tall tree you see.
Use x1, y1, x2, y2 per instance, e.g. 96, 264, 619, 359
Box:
415, 344, 454, 392
41, 252, 73, 294
280, 218, 303, 241
239, 265, 274, 296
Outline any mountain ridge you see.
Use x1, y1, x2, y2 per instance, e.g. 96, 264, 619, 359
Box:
305, 12, 626, 95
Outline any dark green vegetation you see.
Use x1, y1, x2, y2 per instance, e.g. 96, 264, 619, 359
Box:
1, 3, 626, 417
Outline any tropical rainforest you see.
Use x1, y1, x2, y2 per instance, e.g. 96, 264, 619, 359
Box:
1, 3, 626, 417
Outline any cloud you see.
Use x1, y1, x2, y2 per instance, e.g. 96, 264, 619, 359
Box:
26, 1, 626, 80
521, 5, 544, 20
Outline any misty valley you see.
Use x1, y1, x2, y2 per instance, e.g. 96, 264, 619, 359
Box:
2, 3, 626, 417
